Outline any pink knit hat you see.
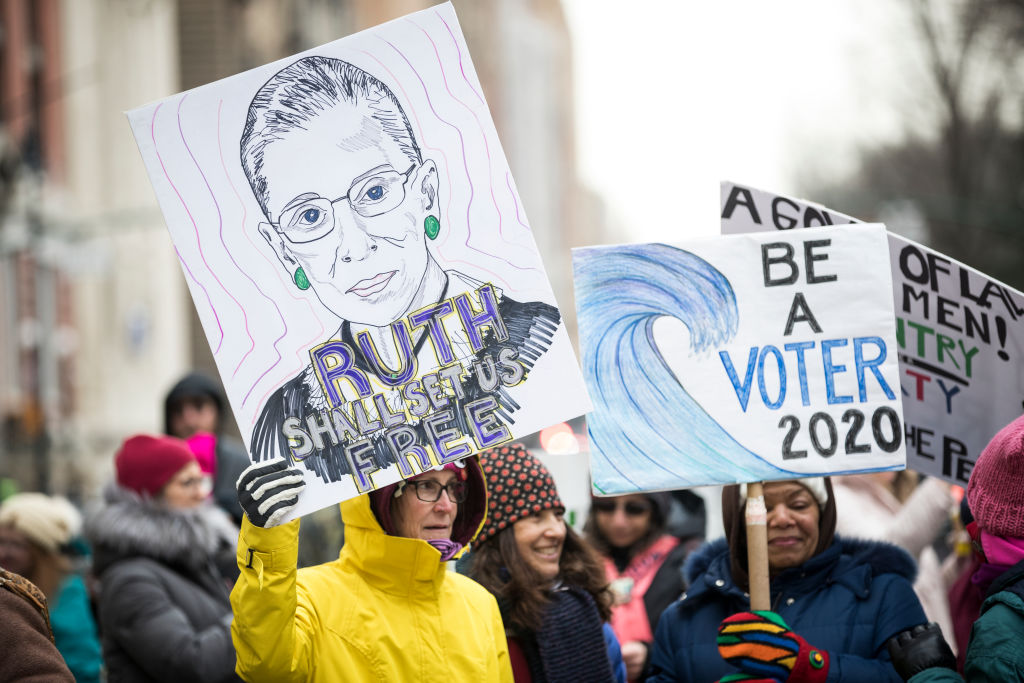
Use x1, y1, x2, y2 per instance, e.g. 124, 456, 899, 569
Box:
968, 414, 1024, 538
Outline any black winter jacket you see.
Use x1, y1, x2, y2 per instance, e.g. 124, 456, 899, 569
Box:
87, 485, 241, 683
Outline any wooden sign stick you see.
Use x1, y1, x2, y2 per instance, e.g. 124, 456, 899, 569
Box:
745, 481, 770, 611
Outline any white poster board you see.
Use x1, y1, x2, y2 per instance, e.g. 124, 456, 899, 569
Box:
126, 3, 591, 518
722, 181, 1024, 485
573, 225, 905, 494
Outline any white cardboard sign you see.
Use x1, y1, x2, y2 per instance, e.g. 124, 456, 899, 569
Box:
573, 225, 905, 494
722, 181, 1024, 485
126, 3, 591, 518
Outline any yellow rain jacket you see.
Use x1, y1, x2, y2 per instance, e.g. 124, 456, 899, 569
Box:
230, 459, 512, 683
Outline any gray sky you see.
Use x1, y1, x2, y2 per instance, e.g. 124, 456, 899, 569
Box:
562, 0, 921, 243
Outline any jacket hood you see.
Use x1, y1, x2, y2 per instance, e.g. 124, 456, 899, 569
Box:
684, 534, 918, 593
363, 455, 488, 549
163, 372, 226, 434
335, 455, 488, 593
87, 483, 238, 576
684, 537, 726, 586
452, 455, 488, 546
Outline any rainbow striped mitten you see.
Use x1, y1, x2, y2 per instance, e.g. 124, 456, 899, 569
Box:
717, 611, 828, 683
717, 673, 782, 682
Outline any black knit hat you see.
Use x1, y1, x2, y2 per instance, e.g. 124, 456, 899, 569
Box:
475, 443, 563, 545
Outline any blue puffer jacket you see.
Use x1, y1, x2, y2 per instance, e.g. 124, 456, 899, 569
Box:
648, 536, 927, 682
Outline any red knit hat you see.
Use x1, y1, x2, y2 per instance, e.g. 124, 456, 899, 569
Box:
115, 434, 197, 497
968, 414, 1024, 538
475, 443, 563, 545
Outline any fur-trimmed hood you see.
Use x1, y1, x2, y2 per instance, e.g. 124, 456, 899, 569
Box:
87, 483, 238, 576
684, 534, 917, 597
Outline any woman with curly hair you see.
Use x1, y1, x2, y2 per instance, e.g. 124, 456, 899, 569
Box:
462, 443, 626, 683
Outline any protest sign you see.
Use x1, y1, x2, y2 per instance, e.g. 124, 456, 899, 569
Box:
573, 225, 905, 494
125, 3, 591, 519
721, 182, 859, 232
722, 181, 1024, 485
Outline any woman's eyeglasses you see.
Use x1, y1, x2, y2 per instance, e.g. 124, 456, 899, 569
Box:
398, 479, 468, 504
272, 164, 417, 244
592, 499, 651, 517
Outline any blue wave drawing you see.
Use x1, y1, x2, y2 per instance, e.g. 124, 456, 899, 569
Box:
573, 243, 799, 493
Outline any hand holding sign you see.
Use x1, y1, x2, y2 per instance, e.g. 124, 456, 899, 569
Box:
236, 458, 305, 528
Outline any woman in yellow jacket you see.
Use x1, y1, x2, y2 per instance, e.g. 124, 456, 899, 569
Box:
230, 456, 512, 682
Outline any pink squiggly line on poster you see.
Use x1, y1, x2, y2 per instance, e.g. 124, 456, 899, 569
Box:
506, 171, 532, 232
249, 320, 331, 417
177, 96, 256, 379
212, 103, 327, 415
412, 20, 504, 238
417, 16, 538, 274
384, 36, 515, 290
438, 10, 486, 107
150, 101, 224, 353
174, 246, 224, 351
361, 44, 482, 279
172, 95, 250, 353
357, 48, 456, 253
214, 101, 291, 402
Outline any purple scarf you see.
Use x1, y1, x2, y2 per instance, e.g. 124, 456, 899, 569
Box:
428, 539, 463, 561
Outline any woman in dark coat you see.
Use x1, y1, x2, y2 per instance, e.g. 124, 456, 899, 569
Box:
648, 477, 927, 682
87, 435, 241, 683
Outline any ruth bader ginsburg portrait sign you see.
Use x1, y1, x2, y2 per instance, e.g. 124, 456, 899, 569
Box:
127, 3, 591, 519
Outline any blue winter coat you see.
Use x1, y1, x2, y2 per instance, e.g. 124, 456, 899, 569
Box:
648, 536, 927, 682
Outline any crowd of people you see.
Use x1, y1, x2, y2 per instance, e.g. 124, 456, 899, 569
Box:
2, 372, 1024, 682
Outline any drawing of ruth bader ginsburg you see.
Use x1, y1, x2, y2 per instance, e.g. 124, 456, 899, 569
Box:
240, 56, 559, 485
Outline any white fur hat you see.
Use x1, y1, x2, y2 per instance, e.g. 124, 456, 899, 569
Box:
0, 493, 81, 554
739, 477, 829, 508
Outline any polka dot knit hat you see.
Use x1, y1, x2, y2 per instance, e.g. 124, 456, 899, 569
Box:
475, 443, 563, 545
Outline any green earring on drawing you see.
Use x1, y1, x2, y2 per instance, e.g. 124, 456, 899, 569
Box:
424, 215, 440, 240
294, 267, 310, 291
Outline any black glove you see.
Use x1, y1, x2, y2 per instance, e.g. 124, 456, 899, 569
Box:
236, 458, 305, 528
886, 622, 957, 681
